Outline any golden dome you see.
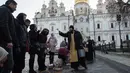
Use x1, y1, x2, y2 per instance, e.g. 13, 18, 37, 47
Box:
75, 0, 88, 4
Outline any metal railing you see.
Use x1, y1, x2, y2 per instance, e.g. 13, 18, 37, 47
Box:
95, 42, 116, 54
122, 40, 130, 52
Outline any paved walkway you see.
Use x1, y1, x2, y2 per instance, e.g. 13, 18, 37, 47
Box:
22, 53, 120, 73
108, 52, 130, 58
96, 51, 130, 67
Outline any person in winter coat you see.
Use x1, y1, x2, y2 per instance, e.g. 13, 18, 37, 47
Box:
28, 24, 39, 73
86, 37, 94, 63
48, 33, 57, 64
38, 28, 49, 72
25, 19, 31, 28
0, 0, 18, 73
12, 13, 27, 73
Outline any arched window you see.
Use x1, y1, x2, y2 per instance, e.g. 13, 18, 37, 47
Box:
112, 35, 115, 41
125, 22, 128, 28
97, 24, 100, 29
98, 36, 101, 41
126, 34, 129, 40
111, 23, 114, 28
80, 7, 83, 12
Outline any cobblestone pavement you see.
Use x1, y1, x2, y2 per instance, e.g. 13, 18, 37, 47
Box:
22, 53, 119, 73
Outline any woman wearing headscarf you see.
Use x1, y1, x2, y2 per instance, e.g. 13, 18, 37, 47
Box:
38, 28, 49, 72
58, 38, 68, 65
12, 13, 27, 73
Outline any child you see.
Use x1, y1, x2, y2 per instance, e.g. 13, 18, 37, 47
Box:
58, 38, 69, 65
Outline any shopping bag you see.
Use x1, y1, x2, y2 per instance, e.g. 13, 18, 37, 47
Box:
78, 49, 85, 57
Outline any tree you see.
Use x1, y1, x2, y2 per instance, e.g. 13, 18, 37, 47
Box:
116, 0, 130, 21
106, 0, 130, 21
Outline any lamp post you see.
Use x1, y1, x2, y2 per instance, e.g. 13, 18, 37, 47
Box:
68, 15, 70, 28
71, 10, 75, 26
92, 13, 96, 41
117, 14, 123, 52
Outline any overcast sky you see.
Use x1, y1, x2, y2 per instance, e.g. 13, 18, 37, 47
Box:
0, 0, 127, 23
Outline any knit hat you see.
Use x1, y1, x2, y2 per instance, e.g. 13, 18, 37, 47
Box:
69, 25, 74, 29
0, 47, 8, 61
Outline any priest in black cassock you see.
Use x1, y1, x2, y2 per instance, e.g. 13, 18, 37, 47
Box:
58, 25, 87, 70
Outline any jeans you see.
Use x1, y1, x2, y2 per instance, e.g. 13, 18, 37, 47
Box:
49, 52, 55, 64
38, 47, 46, 71
29, 54, 36, 71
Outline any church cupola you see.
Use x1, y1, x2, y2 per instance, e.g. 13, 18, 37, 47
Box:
74, 0, 90, 16
75, 0, 88, 4
48, 0, 58, 17
97, 0, 103, 14
60, 2, 65, 16
41, 4, 47, 17
60, 2, 64, 8
49, 0, 58, 7
42, 4, 47, 9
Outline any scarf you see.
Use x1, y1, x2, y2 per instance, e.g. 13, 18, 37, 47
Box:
70, 32, 78, 62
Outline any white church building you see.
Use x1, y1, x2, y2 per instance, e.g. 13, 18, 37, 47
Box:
34, 0, 130, 47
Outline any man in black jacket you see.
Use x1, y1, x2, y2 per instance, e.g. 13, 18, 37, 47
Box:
0, 0, 18, 73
